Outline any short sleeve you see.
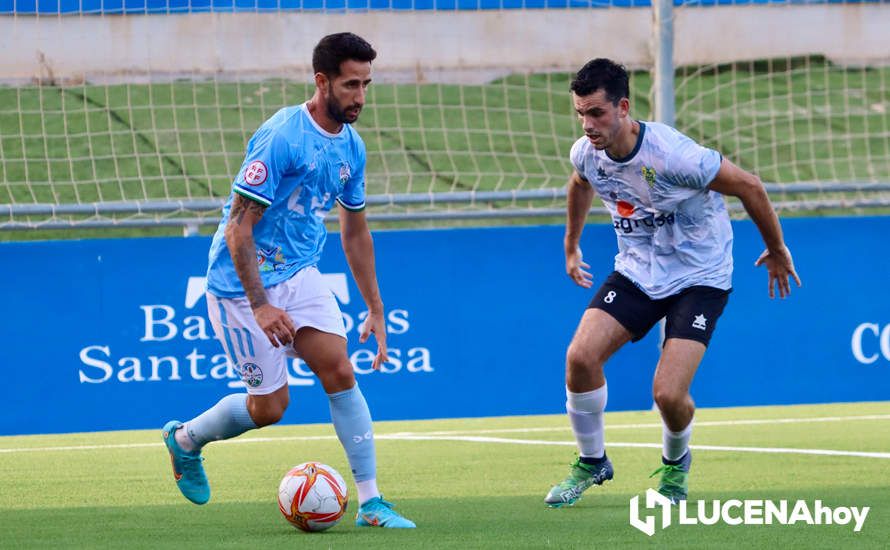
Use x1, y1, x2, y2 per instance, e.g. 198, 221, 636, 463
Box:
232, 125, 292, 207
663, 132, 722, 189
337, 139, 366, 212
569, 137, 589, 179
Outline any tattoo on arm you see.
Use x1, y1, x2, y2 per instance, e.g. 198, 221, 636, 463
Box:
226, 195, 269, 309
230, 194, 266, 226
234, 238, 268, 309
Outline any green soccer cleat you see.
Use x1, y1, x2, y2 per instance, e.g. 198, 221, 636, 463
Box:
544, 456, 614, 508
162, 420, 211, 505
355, 496, 416, 528
650, 450, 692, 504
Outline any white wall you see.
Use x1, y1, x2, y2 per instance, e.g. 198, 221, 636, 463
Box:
1, 4, 888, 83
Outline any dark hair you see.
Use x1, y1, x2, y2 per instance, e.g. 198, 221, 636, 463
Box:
312, 32, 377, 78
570, 58, 629, 106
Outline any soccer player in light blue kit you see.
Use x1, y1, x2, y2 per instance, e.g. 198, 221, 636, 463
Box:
545, 59, 802, 507
161, 32, 415, 528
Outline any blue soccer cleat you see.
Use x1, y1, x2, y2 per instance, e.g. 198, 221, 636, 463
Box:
650, 449, 692, 504
355, 496, 416, 528
545, 456, 614, 507
162, 420, 211, 505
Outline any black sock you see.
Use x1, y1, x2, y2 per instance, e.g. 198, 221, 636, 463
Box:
580, 453, 608, 466
662, 451, 688, 466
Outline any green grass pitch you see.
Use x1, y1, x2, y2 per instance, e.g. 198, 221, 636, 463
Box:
1, 401, 888, 548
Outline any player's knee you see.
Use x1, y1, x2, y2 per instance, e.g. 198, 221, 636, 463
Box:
652, 386, 687, 413
248, 393, 289, 427
566, 342, 605, 375
251, 404, 286, 427
317, 361, 356, 393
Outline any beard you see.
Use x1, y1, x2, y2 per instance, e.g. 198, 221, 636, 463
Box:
586, 132, 612, 150
586, 119, 621, 150
326, 87, 361, 124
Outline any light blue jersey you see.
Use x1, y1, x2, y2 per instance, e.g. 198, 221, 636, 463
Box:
207, 103, 366, 297
570, 121, 732, 299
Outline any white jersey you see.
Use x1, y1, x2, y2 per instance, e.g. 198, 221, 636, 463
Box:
570, 121, 733, 299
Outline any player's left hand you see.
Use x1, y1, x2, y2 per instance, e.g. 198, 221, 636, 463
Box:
566, 247, 594, 288
754, 245, 802, 299
360, 310, 389, 370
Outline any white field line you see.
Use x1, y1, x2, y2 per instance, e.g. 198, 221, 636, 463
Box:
0, 435, 339, 454
379, 435, 890, 460
385, 414, 890, 437
0, 414, 887, 456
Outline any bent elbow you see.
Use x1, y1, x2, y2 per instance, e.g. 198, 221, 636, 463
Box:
747, 175, 769, 201
725, 173, 767, 202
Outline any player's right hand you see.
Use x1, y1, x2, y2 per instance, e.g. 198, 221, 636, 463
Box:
359, 310, 389, 371
566, 247, 593, 288
253, 303, 297, 347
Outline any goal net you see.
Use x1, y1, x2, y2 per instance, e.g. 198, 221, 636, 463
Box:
1, 0, 888, 231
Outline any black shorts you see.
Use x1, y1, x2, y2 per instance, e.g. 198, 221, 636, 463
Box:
588, 271, 731, 346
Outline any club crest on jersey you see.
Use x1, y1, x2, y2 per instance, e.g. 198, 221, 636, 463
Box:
641, 166, 656, 187
240, 363, 264, 387
243, 160, 268, 186
339, 163, 351, 184
596, 166, 608, 180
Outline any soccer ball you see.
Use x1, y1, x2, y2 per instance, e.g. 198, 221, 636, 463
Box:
278, 462, 349, 532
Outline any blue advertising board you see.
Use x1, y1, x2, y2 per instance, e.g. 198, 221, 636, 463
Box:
1, 217, 888, 436
697, 216, 890, 407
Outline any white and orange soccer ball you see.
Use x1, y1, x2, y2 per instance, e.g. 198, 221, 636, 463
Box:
278, 462, 349, 532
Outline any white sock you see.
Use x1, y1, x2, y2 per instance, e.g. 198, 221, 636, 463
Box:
566, 384, 608, 459
356, 478, 380, 505
174, 423, 197, 452
662, 420, 693, 461
174, 394, 257, 452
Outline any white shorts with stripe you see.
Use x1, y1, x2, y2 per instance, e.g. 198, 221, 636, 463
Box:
206, 266, 347, 395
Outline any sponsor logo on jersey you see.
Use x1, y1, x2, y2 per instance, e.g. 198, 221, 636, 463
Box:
256, 246, 287, 273
613, 212, 675, 234
616, 200, 636, 217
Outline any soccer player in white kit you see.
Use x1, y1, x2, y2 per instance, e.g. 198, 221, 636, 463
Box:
545, 59, 801, 507
161, 33, 414, 528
